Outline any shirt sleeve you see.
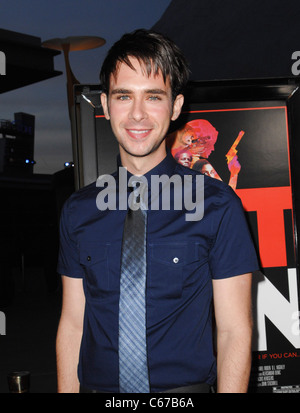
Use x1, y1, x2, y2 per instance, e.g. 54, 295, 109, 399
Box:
209, 186, 259, 279
57, 197, 84, 278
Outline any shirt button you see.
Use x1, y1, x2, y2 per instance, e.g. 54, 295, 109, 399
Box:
173, 257, 179, 264
87, 256, 91, 261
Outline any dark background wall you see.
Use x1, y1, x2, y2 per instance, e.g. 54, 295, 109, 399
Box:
153, 0, 300, 81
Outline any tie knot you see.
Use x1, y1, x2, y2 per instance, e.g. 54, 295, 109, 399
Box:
128, 177, 148, 211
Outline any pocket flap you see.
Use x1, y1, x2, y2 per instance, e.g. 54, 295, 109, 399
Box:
79, 242, 109, 266
150, 243, 187, 267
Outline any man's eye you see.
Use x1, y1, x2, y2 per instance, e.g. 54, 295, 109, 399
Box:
148, 95, 161, 101
117, 95, 130, 100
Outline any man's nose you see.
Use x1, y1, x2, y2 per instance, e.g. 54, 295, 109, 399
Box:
128, 98, 147, 121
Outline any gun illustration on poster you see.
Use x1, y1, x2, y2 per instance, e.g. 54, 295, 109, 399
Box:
166, 102, 300, 393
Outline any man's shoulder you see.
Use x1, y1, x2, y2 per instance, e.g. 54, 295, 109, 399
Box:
67, 180, 98, 205
174, 163, 241, 210
68, 169, 119, 204
174, 163, 232, 191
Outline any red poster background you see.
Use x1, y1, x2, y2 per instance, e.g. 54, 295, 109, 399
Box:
167, 102, 300, 393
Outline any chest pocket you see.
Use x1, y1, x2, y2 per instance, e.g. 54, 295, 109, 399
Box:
79, 242, 110, 298
149, 243, 196, 298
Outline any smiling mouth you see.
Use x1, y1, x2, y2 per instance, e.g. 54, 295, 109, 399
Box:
126, 129, 152, 139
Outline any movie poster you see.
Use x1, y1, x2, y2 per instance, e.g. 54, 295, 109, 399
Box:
95, 99, 300, 393
168, 101, 300, 393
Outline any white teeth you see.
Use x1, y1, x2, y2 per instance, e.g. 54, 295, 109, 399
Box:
129, 130, 149, 134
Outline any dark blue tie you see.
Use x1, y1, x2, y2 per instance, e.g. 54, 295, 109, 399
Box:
119, 181, 149, 393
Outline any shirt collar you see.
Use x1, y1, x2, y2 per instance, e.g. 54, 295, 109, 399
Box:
113, 150, 179, 209
116, 149, 178, 183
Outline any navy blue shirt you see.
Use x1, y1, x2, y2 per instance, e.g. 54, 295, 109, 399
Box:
57, 152, 259, 392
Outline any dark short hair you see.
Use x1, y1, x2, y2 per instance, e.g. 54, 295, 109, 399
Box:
99, 29, 190, 101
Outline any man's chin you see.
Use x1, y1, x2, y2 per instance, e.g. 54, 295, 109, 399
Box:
122, 148, 153, 158
120, 141, 166, 159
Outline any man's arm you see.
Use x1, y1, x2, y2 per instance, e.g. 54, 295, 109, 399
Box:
56, 276, 85, 393
212, 273, 253, 393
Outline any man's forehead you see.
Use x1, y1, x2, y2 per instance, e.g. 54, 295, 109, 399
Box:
110, 57, 168, 86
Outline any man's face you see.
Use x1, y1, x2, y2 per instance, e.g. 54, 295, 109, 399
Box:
101, 58, 183, 164
178, 153, 192, 168
201, 163, 216, 178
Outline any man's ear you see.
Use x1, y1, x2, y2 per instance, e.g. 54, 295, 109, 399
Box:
100, 93, 110, 120
171, 94, 184, 121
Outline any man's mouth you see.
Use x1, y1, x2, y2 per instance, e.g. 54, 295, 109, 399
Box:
126, 129, 152, 139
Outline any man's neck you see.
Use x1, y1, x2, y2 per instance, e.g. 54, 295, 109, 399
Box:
120, 146, 167, 176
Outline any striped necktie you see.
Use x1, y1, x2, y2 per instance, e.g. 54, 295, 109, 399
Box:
118, 180, 149, 393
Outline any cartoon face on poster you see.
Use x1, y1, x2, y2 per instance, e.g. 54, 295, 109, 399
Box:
167, 118, 242, 189
167, 102, 300, 393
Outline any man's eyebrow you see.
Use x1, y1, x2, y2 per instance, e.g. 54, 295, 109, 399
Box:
110, 88, 132, 95
145, 89, 167, 95
110, 88, 168, 95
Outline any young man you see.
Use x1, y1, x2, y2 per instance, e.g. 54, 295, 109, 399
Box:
56, 29, 259, 393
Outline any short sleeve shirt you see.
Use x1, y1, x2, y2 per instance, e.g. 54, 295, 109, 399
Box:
57, 152, 259, 392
